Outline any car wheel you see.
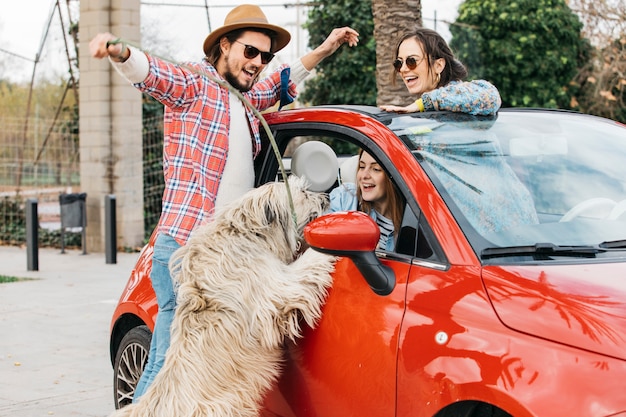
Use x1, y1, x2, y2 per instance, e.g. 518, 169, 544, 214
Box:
113, 325, 151, 409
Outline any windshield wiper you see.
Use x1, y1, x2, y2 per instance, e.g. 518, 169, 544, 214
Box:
481, 242, 608, 260
599, 239, 626, 249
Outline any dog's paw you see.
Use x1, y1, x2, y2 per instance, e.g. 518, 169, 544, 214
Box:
300, 247, 337, 264
297, 249, 336, 277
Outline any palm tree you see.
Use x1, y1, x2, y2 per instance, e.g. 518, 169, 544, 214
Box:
372, 0, 423, 106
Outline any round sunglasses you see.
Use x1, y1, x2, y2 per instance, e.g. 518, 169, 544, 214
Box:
393, 55, 425, 72
234, 40, 275, 64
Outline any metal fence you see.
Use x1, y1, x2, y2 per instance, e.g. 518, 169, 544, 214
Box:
142, 113, 164, 240
0, 109, 165, 247
0, 115, 79, 246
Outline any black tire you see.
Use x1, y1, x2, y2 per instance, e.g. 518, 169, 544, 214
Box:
436, 401, 512, 417
112, 325, 152, 409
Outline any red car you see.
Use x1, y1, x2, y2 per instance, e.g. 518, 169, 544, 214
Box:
110, 106, 626, 416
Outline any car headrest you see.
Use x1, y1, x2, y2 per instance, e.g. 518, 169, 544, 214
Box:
291, 141, 339, 192
340, 155, 359, 185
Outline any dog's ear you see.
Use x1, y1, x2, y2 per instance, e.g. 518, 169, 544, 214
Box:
264, 204, 277, 225
260, 182, 303, 257
262, 190, 291, 230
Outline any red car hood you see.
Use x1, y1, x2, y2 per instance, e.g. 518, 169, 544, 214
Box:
482, 263, 626, 361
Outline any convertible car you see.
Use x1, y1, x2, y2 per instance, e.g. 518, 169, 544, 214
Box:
110, 106, 626, 417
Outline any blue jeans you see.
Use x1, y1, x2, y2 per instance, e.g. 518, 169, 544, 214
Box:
133, 233, 180, 402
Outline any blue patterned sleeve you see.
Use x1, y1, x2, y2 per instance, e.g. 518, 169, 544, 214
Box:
421, 80, 502, 115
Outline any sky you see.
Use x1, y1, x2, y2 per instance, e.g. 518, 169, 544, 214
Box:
0, 0, 461, 83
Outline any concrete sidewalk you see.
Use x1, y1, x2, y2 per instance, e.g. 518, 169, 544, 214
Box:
0, 245, 140, 417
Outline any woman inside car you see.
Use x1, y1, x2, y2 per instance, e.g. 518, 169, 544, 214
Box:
329, 149, 405, 251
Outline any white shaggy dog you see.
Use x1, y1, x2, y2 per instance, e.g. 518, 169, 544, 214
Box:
112, 176, 336, 417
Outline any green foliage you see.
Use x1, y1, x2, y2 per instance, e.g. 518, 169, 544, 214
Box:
0, 197, 79, 247
0, 275, 26, 283
0, 197, 25, 244
300, 0, 377, 105
450, 0, 591, 108
41, 228, 82, 248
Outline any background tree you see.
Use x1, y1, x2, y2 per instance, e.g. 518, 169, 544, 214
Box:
450, 0, 591, 108
372, 0, 423, 106
300, 0, 377, 105
568, 0, 625, 122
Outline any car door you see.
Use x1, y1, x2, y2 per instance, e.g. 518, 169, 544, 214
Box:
262, 254, 411, 417
257, 125, 421, 417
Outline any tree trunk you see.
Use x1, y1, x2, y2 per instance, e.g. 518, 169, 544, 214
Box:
372, 0, 423, 106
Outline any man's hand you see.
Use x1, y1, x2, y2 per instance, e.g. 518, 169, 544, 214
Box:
89, 32, 129, 62
301, 27, 360, 71
318, 27, 360, 55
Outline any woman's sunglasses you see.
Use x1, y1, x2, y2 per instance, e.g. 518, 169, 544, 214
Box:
393, 55, 425, 72
234, 40, 275, 64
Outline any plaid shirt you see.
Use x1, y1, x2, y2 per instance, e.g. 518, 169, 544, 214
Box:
136, 57, 297, 245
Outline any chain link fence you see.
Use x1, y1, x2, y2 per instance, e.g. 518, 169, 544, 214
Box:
0, 104, 165, 247
142, 112, 164, 240
0, 115, 79, 246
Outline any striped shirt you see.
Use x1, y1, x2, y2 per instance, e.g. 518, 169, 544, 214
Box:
375, 212, 394, 250
328, 183, 397, 251
135, 56, 299, 245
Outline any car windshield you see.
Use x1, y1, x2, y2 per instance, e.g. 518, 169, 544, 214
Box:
388, 110, 626, 260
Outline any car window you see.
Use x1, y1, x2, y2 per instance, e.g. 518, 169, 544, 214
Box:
255, 127, 443, 261
394, 201, 444, 261
390, 111, 626, 260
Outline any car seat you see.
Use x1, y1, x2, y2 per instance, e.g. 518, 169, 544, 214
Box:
339, 155, 359, 185
560, 197, 617, 222
290, 141, 339, 192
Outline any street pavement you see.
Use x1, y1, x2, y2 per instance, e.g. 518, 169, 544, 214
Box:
0, 245, 140, 417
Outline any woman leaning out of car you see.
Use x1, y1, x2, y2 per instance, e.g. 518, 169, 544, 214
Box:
375, 28, 538, 236
379, 28, 501, 116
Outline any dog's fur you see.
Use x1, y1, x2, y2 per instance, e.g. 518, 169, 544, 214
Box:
112, 176, 336, 417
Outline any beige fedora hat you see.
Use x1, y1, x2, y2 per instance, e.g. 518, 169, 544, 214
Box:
203, 4, 291, 56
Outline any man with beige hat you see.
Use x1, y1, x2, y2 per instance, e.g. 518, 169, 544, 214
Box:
90, 4, 359, 402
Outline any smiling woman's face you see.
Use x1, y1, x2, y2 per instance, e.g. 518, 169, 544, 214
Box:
357, 151, 389, 215
396, 38, 439, 95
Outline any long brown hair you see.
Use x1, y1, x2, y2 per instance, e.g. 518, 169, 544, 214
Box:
356, 149, 405, 236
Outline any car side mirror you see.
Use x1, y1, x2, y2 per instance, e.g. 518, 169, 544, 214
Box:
304, 211, 396, 295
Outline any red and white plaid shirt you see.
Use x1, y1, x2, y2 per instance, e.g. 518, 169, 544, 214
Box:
136, 56, 297, 245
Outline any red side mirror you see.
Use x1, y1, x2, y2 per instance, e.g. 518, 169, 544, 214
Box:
305, 211, 395, 296
304, 211, 379, 252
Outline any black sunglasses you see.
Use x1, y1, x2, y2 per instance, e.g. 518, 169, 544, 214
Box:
234, 40, 275, 64
393, 55, 425, 72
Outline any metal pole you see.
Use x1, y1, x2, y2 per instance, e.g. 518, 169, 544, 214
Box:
81, 197, 87, 255
26, 199, 39, 271
105, 195, 117, 264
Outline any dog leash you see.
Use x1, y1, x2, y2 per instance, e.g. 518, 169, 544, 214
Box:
106, 38, 298, 229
